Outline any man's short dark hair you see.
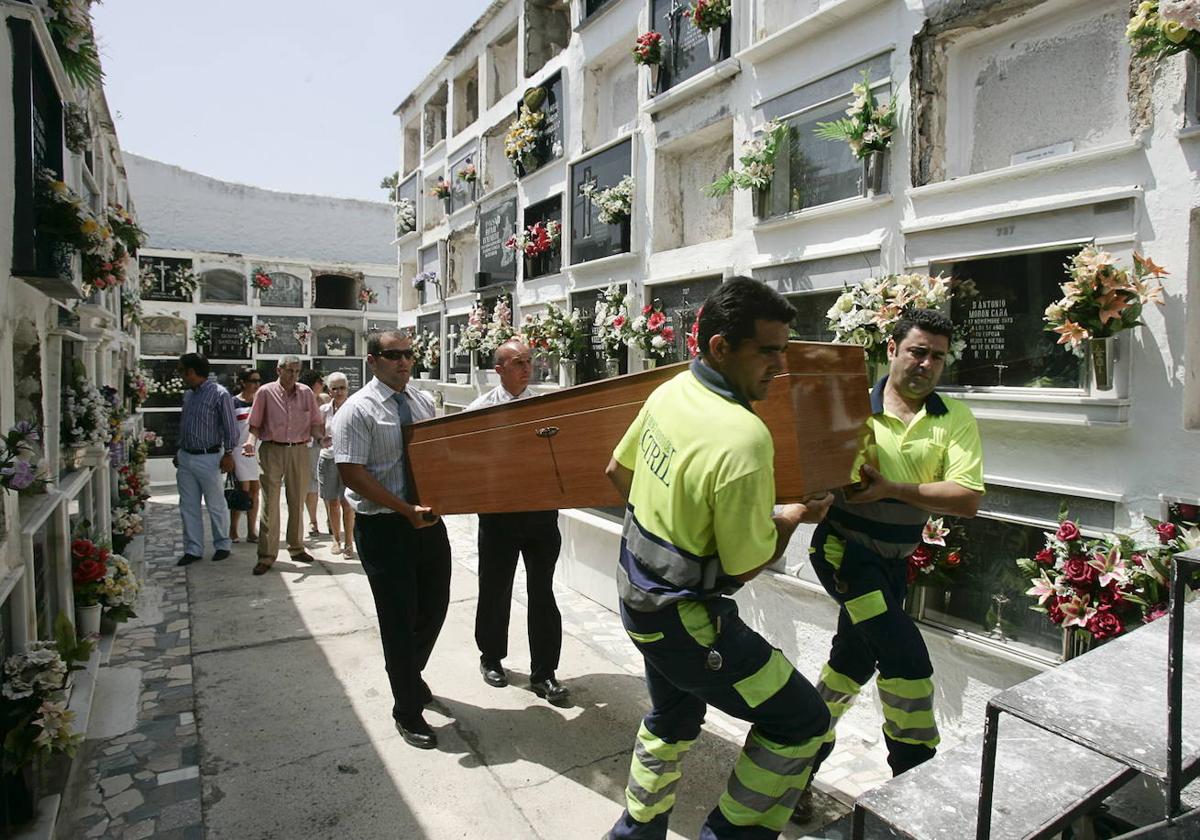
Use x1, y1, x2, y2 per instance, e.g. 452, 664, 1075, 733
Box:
367, 329, 408, 357
179, 352, 209, 377
891, 308, 954, 344
697, 277, 796, 357
237, 366, 258, 385
299, 369, 323, 388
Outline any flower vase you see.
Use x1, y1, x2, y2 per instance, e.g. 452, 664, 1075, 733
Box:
706, 28, 723, 63
863, 150, 886, 197
559, 359, 577, 388
418, 372, 431, 380
453, 373, 469, 385
1, 766, 37, 832
441, 197, 451, 214
76, 603, 101, 637
641, 358, 658, 372
604, 357, 622, 379
1062, 628, 1095, 661
1089, 337, 1115, 392
752, 187, 770, 219
645, 64, 661, 98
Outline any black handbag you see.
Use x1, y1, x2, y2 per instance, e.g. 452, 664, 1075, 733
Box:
224, 475, 252, 511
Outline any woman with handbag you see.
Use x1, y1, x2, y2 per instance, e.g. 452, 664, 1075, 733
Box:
317, 371, 355, 557
230, 367, 262, 542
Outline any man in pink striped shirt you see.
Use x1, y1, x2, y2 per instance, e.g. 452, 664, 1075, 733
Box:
243, 356, 323, 575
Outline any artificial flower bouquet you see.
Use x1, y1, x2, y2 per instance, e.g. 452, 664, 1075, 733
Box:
504, 105, 547, 172
686, 0, 731, 32
251, 268, 273, 292
456, 162, 477, 183
250, 322, 277, 347
293, 324, 313, 346
706, 121, 789, 196
62, 382, 111, 447
430, 178, 451, 200
190, 321, 211, 347
907, 517, 967, 586
1, 639, 81, 781
413, 271, 437, 293
826, 273, 976, 366
1019, 513, 1200, 644
815, 71, 898, 160
358, 286, 380, 307
632, 31, 664, 65
593, 284, 631, 361
456, 297, 489, 355
99, 554, 140, 623
1127, 1, 1200, 60
479, 295, 515, 356
541, 302, 586, 361
1042, 248, 1166, 355
71, 538, 110, 608
581, 176, 634, 225
504, 221, 562, 258
0, 422, 42, 493
629, 300, 677, 359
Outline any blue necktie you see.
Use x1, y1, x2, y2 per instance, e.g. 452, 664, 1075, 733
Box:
393, 392, 414, 502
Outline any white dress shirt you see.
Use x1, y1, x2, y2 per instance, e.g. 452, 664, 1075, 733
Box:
466, 385, 532, 411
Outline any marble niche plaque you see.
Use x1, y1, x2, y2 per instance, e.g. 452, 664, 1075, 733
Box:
141, 316, 187, 357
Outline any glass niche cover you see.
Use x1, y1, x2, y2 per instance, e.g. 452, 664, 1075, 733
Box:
938, 248, 1083, 389
570, 139, 632, 265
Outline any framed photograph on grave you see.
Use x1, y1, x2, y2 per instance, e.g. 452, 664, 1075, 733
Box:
478, 192, 518, 287
312, 359, 365, 393
196, 314, 252, 360
570, 139, 632, 265
569, 285, 629, 384
142, 411, 181, 457
517, 72, 564, 177
650, 276, 722, 362
139, 256, 194, 302
260, 271, 305, 308
143, 359, 186, 409
522, 195, 562, 280
140, 316, 188, 357
934, 247, 1084, 390
650, 0, 727, 91
448, 143, 478, 214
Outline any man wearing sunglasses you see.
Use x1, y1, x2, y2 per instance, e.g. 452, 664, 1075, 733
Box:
334, 330, 450, 750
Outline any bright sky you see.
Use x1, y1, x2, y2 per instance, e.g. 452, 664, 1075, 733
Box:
91, 0, 493, 203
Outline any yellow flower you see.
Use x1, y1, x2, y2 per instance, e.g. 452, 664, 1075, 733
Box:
1163, 20, 1189, 43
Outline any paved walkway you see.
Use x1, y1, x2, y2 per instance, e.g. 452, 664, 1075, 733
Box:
61, 493, 874, 839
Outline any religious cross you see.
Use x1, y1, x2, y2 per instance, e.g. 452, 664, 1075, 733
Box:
579, 167, 595, 238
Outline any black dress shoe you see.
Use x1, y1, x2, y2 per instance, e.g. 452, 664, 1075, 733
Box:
480, 660, 507, 688
395, 716, 437, 750
211, 549, 231, 562
176, 554, 201, 567
530, 677, 570, 705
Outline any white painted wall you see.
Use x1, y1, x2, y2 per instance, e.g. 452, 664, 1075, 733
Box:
393, 0, 1200, 753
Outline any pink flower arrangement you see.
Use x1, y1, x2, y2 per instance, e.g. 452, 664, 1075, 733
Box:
1043, 248, 1167, 353
430, 178, 451, 200
628, 300, 677, 360
1019, 512, 1200, 644
906, 517, 966, 585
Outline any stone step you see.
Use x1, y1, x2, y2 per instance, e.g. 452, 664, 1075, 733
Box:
853, 716, 1136, 840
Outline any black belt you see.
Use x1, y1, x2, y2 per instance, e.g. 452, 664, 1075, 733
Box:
263, 441, 307, 446
182, 445, 222, 455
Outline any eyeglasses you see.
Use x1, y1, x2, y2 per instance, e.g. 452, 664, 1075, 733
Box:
375, 348, 415, 361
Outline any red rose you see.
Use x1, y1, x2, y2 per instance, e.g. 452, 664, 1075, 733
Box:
97, 547, 110, 563
1062, 555, 1095, 585
1086, 610, 1123, 640
1144, 603, 1169, 624
910, 545, 931, 565
1156, 522, 1178, 544
660, 326, 675, 342
1046, 597, 1065, 625
72, 538, 93, 560
944, 551, 962, 567
1056, 521, 1081, 542
642, 304, 653, 315
612, 316, 625, 329
1034, 548, 1055, 566
1176, 504, 1199, 523
73, 558, 106, 584
1098, 582, 1126, 611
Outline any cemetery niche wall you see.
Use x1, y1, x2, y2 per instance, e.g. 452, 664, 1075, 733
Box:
140, 315, 188, 358
570, 285, 630, 384
478, 193, 519, 287
570, 139, 632, 264
261, 271, 305, 308
195, 314, 252, 360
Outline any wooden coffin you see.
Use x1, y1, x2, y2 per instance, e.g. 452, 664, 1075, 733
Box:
405, 342, 871, 515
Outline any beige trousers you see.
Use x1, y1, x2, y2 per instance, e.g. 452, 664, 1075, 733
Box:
257, 442, 310, 563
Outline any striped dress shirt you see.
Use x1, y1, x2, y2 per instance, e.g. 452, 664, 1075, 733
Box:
179, 379, 238, 453
332, 377, 435, 515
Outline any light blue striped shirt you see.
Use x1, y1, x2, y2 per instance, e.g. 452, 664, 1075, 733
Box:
332, 377, 435, 514
179, 379, 238, 452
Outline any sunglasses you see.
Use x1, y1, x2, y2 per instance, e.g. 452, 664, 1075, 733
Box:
375, 348, 415, 361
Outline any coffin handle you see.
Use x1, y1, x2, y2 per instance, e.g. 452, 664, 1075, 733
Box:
535, 426, 560, 438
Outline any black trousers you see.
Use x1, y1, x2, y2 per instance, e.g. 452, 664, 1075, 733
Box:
354, 512, 451, 721
475, 511, 562, 682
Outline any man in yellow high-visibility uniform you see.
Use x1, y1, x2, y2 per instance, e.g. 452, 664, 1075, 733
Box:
603, 277, 834, 840
793, 307, 984, 821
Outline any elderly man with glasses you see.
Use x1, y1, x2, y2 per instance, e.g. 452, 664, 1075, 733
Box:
243, 355, 324, 575
334, 330, 450, 750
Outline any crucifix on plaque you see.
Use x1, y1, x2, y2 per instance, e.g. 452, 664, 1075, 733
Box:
579, 167, 595, 238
